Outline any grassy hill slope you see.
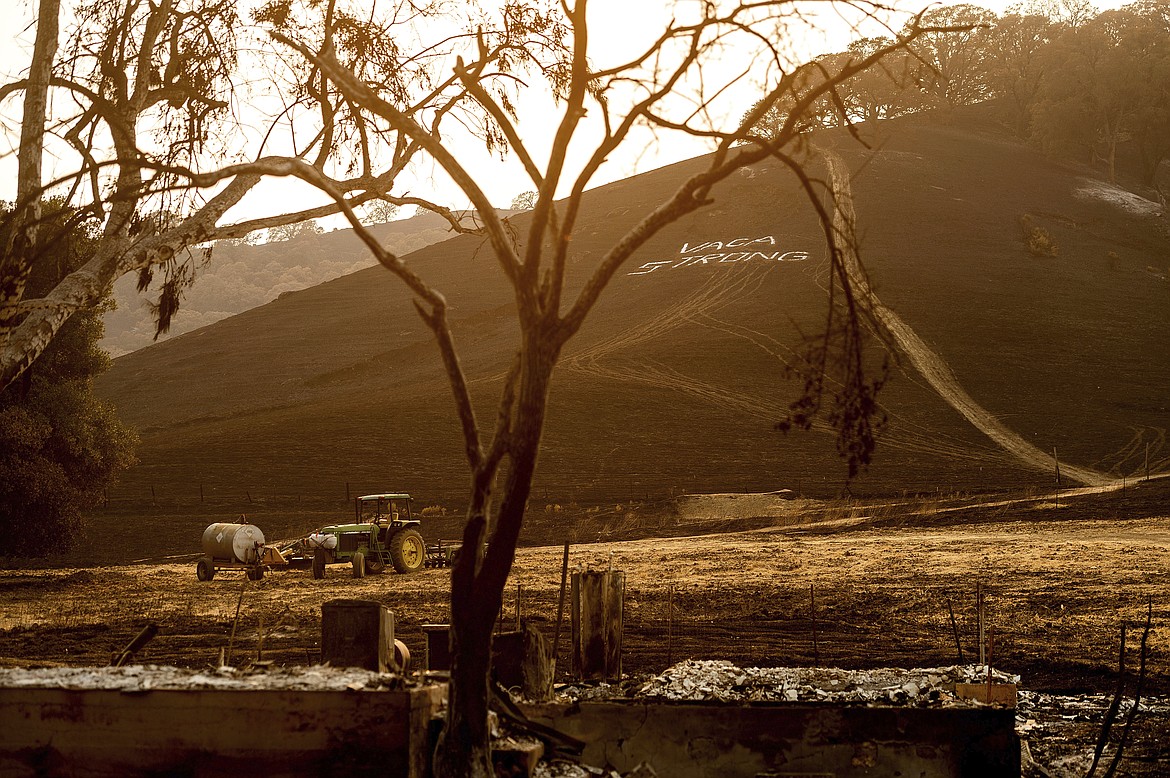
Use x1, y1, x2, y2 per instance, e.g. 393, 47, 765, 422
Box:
99, 210, 466, 357
91, 113, 1170, 563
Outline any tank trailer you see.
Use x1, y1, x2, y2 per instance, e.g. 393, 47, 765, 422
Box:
196, 522, 288, 581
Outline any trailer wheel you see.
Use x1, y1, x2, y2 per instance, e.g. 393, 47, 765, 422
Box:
247, 566, 264, 581
393, 639, 411, 674
312, 549, 327, 579
196, 557, 215, 582
352, 551, 366, 579
389, 529, 426, 573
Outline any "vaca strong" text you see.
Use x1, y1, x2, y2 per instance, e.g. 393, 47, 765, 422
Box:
628, 235, 810, 276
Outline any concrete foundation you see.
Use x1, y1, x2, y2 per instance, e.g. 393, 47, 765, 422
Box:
0, 673, 1019, 777
0, 684, 443, 777
521, 701, 1020, 778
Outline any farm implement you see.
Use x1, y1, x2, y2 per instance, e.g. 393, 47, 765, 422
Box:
195, 521, 288, 581
282, 493, 460, 579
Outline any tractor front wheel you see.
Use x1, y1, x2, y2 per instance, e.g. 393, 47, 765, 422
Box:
352, 551, 366, 579
389, 529, 426, 574
312, 549, 327, 579
365, 556, 386, 575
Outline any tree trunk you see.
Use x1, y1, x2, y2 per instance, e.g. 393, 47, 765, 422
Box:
0, 0, 60, 349
433, 484, 496, 778
435, 584, 496, 777
433, 341, 557, 778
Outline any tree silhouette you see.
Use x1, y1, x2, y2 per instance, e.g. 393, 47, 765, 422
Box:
0, 203, 137, 556
1031, 2, 1170, 183
1, 1, 968, 774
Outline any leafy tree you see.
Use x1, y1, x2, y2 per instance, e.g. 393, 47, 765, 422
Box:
741, 57, 850, 134
1031, 2, 1170, 183
905, 4, 998, 108
839, 38, 924, 122
265, 220, 324, 243
0, 205, 137, 557
1119, 1, 1170, 187
509, 190, 537, 210
983, 12, 1059, 135
1012, 0, 1099, 28
360, 199, 401, 225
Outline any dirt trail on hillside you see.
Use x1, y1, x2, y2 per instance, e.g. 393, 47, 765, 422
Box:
563, 268, 795, 421
820, 147, 1111, 487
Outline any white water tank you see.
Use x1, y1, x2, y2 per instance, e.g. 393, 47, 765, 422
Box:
202, 523, 265, 564
306, 533, 338, 550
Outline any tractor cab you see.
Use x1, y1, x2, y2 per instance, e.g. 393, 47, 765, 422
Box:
356, 493, 413, 527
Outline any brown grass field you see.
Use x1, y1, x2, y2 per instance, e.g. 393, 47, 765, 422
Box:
2, 481, 1168, 774
13, 109, 1163, 774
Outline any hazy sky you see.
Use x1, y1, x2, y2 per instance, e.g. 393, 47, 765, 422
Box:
0, 0, 1130, 229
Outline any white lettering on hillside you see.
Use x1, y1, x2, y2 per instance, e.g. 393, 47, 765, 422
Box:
628, 236, 809, 276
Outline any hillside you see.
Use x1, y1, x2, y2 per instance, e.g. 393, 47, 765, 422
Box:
98, 211, 465, 357
92, 114, 1170, 562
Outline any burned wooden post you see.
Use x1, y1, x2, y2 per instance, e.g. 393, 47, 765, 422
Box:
571, 570, 624, 680
110, 623, 159, 668
810, 583, 819, 667
321, 599, 395, 672
977, 582, 986, 666
667, 584, 674, 668
225, 578, 248, 667
422, 624, 451, 672
492, 623, 554, 701
948, 600, 964, 663
552, 542, 571, 672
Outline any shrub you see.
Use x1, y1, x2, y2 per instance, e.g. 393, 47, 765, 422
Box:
1019, 214, 1058, 257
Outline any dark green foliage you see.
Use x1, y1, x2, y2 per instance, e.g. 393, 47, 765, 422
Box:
0, 205, 138, 557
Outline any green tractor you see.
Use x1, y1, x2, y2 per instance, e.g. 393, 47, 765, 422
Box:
307, 493, 427, 579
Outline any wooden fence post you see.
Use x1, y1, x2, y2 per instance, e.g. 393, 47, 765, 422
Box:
571, 570, 624, 680
552, 542, 571, 672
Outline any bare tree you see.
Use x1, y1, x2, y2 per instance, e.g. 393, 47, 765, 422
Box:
263, 3, 947, 774
0, 0, 536, 388
4, 1, 951, 775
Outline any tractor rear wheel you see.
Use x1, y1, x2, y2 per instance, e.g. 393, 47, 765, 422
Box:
352, 551, 366, 579
389, 529, 426, 574
312, 549, 327, 579
196, 557, 215, 581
